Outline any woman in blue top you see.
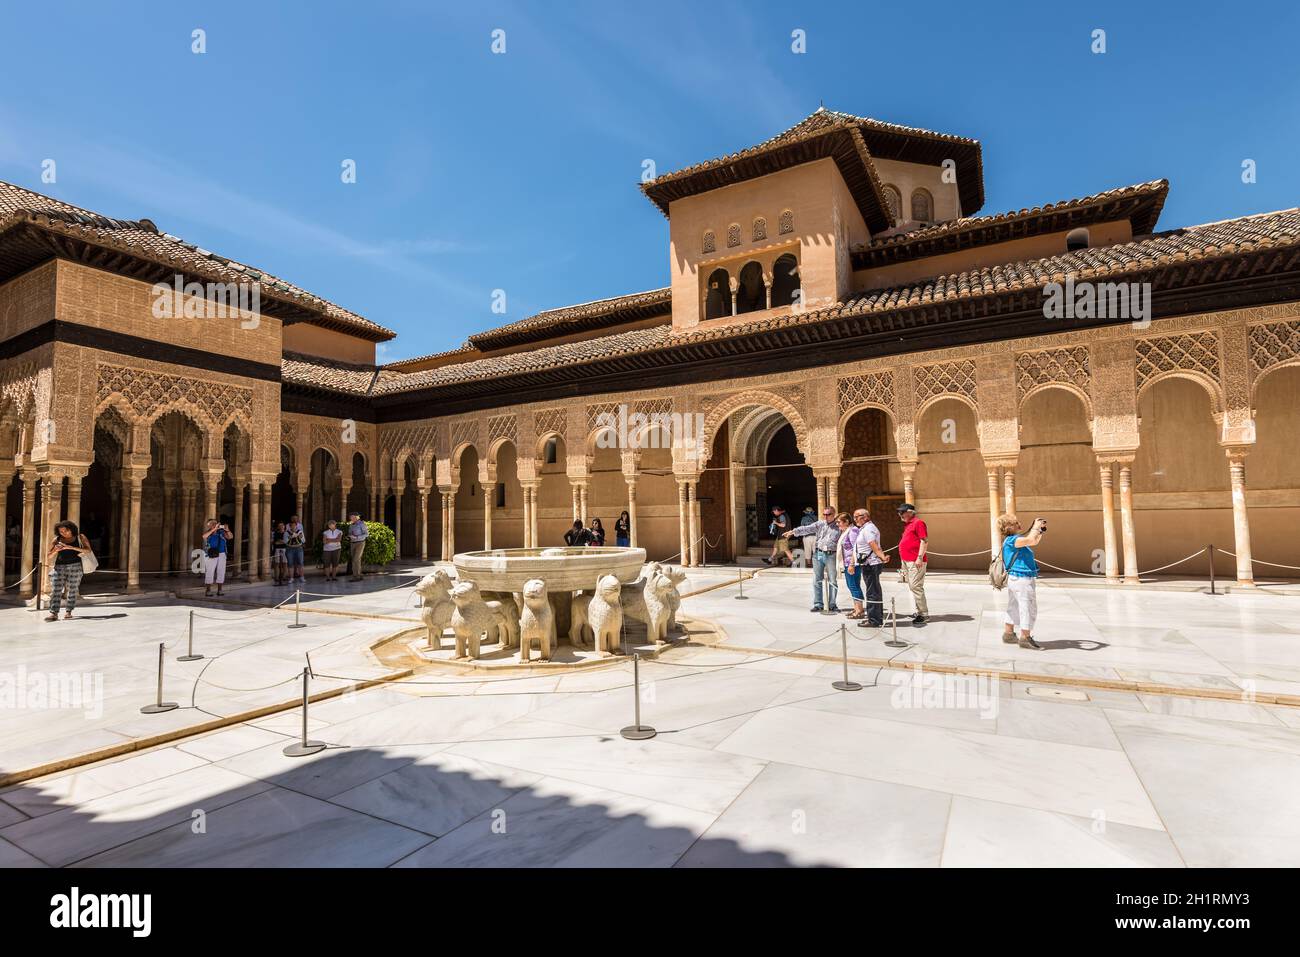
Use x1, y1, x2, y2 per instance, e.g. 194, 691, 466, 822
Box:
201, 518, 232, 597
997, 513, 1046, 649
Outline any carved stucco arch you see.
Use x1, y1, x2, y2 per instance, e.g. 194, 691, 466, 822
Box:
914, 391, 980, 423
1018, 382, 1094, 422
701, 390, 809, 461
1136, 369, 1225, 416
836, 401, 899, 458
1250, 357, 1300, 405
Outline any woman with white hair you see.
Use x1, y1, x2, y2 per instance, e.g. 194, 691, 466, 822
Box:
998, 513, 1047, 649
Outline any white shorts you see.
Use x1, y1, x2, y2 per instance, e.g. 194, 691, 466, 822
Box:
204, 552, 228, 585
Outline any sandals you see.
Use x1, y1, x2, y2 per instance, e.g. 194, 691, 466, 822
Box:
44, 613, 58, 622
62, 612, 73, 620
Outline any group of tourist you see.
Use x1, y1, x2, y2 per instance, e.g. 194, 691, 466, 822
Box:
772, 500, 1046, 648
269, 513, 370, 588
563, 511, 632, 548
37, 511, 372, 618
36, 494, 1046, 650
778, 503, 915, 629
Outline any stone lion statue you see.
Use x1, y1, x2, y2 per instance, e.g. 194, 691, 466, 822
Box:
449, 580, 517, 658
570, 590, 592, 647
413, 568, 455, 650
588, 574, 623, 654
518, 578, 555, 663
650, 563, 687, 632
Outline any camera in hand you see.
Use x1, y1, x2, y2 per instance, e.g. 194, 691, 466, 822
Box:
1036, 518, 1048, 532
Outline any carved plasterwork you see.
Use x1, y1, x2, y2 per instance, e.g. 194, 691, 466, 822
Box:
1015, 346, 1091, 404
533, 407, 567, 440
1134, 331, 1222, 407
837, 371, 895, 417
914, 359, 978, 411
95, 362, 254, 432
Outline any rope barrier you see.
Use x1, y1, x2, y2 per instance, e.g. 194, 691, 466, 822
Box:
1136, 548, 1209, 576
1217, 549, 1300, 572
189, 592, 298, 621
0, 566, 39, 591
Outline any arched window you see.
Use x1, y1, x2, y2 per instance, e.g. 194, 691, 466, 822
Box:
704, 268, 732, 320
778, 210, 794, 235
544, 437, 558, 464
910, 188, 933, 223
702, 230, 715, 254
752, 217, 767, 242
882, 185, 902, 222
736, 261, 765, 314
726, 224, 742, 248
771, 253, 799, 308
1066, 227, 1091, 251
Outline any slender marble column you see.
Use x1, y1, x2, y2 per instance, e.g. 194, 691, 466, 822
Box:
677, 481, 689, 564
626, 479, 638, 549
18, 473, 35, 597
687, 481, 699, 567
1227, 450, 1255, 586
1098, 462, 1120, 583
986, 466, 1002, 558
1118, 464, 1139, 584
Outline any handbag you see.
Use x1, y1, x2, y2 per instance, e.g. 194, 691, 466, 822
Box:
80, 540, 99, 575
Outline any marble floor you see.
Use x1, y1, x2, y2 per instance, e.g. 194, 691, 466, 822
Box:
3, 562, 1300, 866
682, 566, 1300, 697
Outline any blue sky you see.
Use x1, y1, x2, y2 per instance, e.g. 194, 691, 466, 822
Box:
2, 0, 1297, 363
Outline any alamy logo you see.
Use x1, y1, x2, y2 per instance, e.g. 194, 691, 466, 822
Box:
1042, 276, 1151, 329
593, 405, 706, 454
151, 274, 260, 328
0, 666, 103, 719
50, 887, 151, 937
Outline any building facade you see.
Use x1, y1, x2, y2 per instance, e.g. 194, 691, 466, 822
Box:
3, 108, 1300, 594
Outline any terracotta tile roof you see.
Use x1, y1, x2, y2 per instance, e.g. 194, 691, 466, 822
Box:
372, 325, 672, 394
856, 180, 1169, 267
0, 180, 394, 341
381, 343, 480, 371
281, 351, 379, 394
369, 206, 1300, 397
466, 287, 672, 351
642, 107, 984, 222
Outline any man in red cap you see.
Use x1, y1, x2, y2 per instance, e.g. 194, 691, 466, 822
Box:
896, 503, 929, 626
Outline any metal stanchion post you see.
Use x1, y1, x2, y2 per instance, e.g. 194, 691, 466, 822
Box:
35, 562, 43, 611
282, 667, 327, 756
288, 588, 307, 628
1208, 543, 1217, 595
735, 567, 748, 600
832, 623, 862, 691
140, 642, 179, 713
178, 609, 203, 661
884, 597, 908, 648
620, 653, 657, 740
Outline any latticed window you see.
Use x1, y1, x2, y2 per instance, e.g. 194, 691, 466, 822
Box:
882, 185, 902, 221
752, 217, 767, 241
702, 230, 715, 254
727, 224, 741, 247
910, 188, 933, 223
778, 210, 794, 234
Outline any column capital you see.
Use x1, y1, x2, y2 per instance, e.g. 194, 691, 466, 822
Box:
1222, 445, 1251, 461
981, 456, 1018, 471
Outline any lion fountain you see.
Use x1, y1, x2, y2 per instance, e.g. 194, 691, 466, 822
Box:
412, 546, 686, 665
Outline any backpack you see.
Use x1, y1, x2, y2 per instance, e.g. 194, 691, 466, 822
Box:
989, 536, 1010, 590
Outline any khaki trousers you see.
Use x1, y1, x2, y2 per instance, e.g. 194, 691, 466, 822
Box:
902, 560, 929, 616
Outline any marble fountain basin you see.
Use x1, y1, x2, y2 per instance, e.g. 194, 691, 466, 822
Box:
452, 546, 648, 592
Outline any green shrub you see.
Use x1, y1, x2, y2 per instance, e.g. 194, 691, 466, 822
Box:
309, 521, 396, 569
361, 521, 396, 567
